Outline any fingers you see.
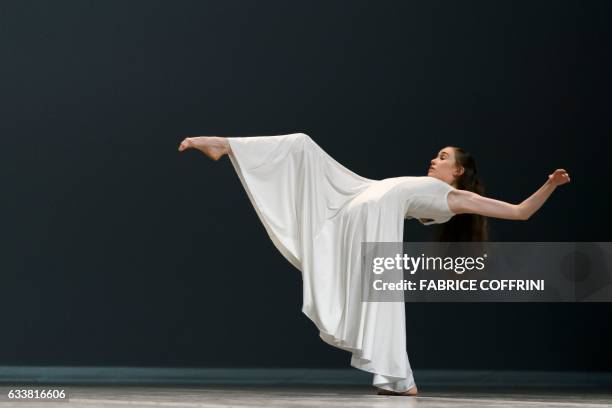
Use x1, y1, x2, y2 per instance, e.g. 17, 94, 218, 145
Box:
548, 169, 571, 184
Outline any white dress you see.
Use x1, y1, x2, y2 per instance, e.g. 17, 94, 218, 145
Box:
227, 133, 456, 392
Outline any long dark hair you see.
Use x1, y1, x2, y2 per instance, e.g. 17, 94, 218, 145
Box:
437, 147, 489, 242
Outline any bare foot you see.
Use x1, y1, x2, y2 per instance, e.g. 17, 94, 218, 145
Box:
178, 136, 229, 161
376, 385, 418, 396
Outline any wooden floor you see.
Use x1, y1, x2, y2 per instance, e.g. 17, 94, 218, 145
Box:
1, 385, 611, 407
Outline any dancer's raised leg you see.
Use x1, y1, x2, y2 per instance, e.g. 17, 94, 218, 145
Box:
178, 136, 230, 161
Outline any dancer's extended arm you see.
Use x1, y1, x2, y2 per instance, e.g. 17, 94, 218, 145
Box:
447, 169, 571, 221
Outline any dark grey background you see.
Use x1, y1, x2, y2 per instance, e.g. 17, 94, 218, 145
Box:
1, 0, 610, 370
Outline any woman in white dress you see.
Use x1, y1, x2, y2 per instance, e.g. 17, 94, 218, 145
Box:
177, 133, 570, 396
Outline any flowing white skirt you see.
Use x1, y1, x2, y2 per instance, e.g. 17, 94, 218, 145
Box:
227, 132, 442, 391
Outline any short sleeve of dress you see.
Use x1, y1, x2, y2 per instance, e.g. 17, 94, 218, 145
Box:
407, 177, 456, 226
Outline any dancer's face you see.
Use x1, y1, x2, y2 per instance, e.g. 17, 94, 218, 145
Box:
428, 147, 464, 186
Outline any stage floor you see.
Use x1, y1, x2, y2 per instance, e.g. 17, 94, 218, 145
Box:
1, 385, 611, 407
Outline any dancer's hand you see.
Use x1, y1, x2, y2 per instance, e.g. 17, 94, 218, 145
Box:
178, 138, 195, 152
548, 169, 571, 186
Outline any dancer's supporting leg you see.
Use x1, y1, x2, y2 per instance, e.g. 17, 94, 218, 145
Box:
178, 136, 230, 160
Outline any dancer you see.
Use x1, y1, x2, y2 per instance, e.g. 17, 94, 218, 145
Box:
178, 133, 570, 396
